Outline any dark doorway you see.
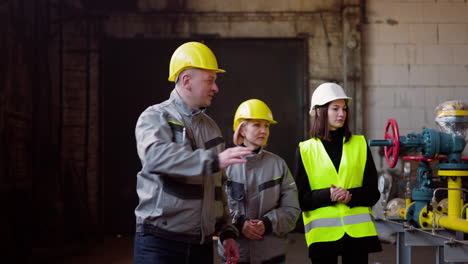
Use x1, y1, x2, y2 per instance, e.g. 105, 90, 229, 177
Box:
206, 39, 306, 167
100, 38, 307, 235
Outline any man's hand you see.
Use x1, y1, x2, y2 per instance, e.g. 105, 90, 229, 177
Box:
218, 146, 253, 169
242, 220, 264, 240
330, 184, 352, 203
223, 238, 239, 264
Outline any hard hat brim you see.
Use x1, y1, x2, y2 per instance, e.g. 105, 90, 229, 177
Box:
309, 96, 352, 116
168, 67, 226, 82
233, 118, 277, 131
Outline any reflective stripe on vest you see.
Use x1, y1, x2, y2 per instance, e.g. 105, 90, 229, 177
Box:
304, 213, 374, 232
299, 135, 378, 246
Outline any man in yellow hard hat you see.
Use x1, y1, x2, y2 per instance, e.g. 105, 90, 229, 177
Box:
134, 42, 252, 264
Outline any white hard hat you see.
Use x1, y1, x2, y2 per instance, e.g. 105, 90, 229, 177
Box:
309, 83, 352, 116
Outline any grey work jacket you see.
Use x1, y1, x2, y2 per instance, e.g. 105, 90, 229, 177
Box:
134, 89, 237, 244
218, 149, 300, 263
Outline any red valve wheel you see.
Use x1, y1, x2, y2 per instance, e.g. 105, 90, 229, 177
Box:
384, 118, 400, 168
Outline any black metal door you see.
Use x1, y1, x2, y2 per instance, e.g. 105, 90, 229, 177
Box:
205, 39, 306, 169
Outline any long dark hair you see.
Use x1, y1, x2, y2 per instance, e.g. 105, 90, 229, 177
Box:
309, 102, 352, 142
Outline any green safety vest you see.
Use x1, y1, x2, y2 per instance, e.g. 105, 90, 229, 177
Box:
299, 135, 378, 246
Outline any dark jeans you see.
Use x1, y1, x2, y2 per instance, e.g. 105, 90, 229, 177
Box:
134, 232, 214, 264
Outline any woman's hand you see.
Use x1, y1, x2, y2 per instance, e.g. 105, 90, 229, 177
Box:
330, 184, 352, 203
242, 220, 264, 240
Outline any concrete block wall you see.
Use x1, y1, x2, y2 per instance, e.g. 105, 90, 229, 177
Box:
363, 0, 468, 167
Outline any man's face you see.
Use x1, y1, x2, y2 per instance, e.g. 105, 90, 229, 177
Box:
188, 69, 219, 108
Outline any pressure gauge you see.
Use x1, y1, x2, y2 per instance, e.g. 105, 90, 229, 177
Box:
378, 174, 386, 193
378, 172, 392, 193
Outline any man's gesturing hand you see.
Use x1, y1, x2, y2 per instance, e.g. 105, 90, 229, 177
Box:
223, 238, 240, 264
219, 146, 253, 169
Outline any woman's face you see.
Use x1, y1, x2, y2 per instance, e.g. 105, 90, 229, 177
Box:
327, 99, 347, 131
241, 119, 270, 149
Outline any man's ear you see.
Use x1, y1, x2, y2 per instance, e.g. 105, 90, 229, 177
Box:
181, 73, 191, 91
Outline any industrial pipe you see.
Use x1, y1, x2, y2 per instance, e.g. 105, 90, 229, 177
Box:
433, 172, 468, 233
436, 215, 468, 233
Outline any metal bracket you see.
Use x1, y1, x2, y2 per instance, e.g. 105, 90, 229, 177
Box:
444, 240, 468, 262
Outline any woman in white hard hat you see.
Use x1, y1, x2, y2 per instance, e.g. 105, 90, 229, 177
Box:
218, 99, 300, 264
294, 83, 381, 264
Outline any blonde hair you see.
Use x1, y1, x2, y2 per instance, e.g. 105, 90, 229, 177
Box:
233, 120, 249, 146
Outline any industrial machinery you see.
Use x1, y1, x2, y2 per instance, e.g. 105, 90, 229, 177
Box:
369, 101, 468, 263
369, 100, 468, 232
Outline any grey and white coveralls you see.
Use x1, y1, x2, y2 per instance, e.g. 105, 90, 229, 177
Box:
218, 148, 300, 263
134, 89, 238, 244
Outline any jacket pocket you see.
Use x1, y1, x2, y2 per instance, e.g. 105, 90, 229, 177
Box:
227, 181, 245, 201
167, 120, 193, 149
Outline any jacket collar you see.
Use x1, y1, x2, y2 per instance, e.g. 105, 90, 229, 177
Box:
169, 88, 205, 117
244, 147, 265, 161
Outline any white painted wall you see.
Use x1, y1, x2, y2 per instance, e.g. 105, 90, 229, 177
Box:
363, 0, 468, 168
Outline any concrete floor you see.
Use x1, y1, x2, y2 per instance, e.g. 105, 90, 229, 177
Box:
57, 232, 442, 264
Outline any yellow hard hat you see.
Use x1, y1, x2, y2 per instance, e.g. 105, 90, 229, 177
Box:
233, 99, 277, 131
168, 42, 226, 82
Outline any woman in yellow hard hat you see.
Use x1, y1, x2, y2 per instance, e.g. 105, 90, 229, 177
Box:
218, 99, 300, 264
294, 83, 382, 264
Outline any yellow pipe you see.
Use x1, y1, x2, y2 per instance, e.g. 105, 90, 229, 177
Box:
438, 170, 468, 177
433, 175, 468, 233
436, 214, 468, 233
447, 176, 462, 218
